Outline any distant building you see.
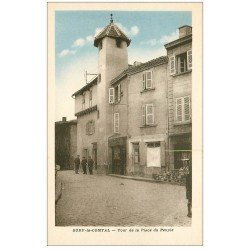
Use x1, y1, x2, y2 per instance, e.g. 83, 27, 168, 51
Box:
72, 18, 192, 176
55, 117, 77, 170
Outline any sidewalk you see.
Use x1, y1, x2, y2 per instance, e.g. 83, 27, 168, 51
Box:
108, 174, 185, 185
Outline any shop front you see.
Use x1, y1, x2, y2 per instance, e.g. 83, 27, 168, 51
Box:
169, 133, 192, 170
108, 136, 127, 175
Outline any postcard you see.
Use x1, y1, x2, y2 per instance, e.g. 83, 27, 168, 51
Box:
48, 2, 203, 245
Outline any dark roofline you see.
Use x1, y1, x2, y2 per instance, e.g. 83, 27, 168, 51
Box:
72, 76, 98, 97
110, 56, 168, 85
94, 23, 131, 47
179, 25, 192, 29
55, 119, 77, 125
164, 34, 192, 50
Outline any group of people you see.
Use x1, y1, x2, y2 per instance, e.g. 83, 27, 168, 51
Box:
74, 155, 94, 175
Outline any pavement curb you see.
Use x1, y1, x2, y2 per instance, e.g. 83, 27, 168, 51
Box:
107, 174, 184, 185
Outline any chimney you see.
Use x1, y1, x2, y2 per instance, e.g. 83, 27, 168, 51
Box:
62, 117, 67, 122
179, 25, 192, 38
133, 61, 142, 66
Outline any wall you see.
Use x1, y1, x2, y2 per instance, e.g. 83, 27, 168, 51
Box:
75, 84, 97, 114
166, 40, 192, 170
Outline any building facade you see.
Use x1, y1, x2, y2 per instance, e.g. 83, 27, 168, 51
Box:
109, 57, 168, 176
72, 19, 192, 176
55, 117, 77, 170
165, 25, 192, 170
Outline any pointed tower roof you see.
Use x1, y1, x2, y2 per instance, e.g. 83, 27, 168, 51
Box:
94, 15, 131, 47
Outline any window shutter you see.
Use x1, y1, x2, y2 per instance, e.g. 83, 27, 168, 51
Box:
114, 113, 119, 133
146, 71, 152, 89
142, 73, 146, 90
142, 105, 146, 125
109, 88, 114, 104
117, 84, 121, 102
184, 96, 191, 121
170, 56, 176, 75
146, 104, 154, 125
187, 50, 192, 70
176, 98, 183, 122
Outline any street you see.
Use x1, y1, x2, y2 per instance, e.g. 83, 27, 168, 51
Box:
55, 171, 191, 227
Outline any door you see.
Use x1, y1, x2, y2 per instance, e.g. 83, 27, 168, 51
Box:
83, 148, 88, 159
93, 148, 97, 169
120, 146, 126, 175
112, 146, 126, 175
132, 143, 140, 172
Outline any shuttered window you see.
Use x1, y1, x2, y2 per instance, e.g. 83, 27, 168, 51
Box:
86, 120, 95, 135
142, 71, 153, 90
184, 96, 191, 121
170, 56, 176, 75
114, 113, 119, 133
175, 96, 191, 122
146, 104, 154, 125
142, 105, 146, 125
176, 98, 183, 122
142, 104, 154, 125
142, 73, 146, 90
109, 88, 114, 104
117, 84, 121, 102
187, 50, 192, 70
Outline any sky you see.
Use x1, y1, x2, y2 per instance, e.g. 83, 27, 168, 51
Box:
55, 11, 191, 121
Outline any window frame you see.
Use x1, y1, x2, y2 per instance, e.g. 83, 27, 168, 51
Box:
142, 103, 155, 126
109, 88, 114, 104
171, 50, 192, 75
86, 120, 95, 135
177, 52, 188, 74
142, 71, 153, 90
132, 143, 140, 164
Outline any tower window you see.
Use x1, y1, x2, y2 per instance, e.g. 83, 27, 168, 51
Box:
116, 39, 122, 48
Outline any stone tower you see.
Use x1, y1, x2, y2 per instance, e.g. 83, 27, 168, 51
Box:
93, 15, 131, 169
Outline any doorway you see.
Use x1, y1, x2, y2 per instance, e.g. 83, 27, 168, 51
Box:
112, 146, 126, 175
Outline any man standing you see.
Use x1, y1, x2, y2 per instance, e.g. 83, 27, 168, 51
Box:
81, 156, 87, 174
87, 156, 94, 175
74, 155, 80, 174
186, 159, 192, 218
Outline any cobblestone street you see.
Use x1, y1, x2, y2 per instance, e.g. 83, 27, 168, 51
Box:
55, 171, 191, 227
